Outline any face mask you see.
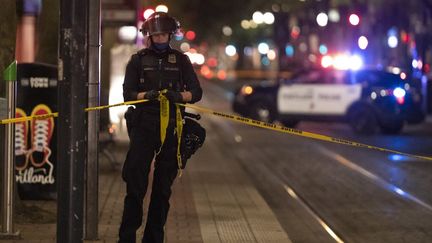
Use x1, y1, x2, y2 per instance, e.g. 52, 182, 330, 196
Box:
153, 42, 169, 51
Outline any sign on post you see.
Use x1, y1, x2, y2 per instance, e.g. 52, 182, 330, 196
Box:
15, 63, 57, 200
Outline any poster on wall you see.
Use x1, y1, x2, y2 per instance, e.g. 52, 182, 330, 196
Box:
16, 63, 57, 200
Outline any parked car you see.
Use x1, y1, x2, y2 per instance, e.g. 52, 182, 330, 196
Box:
232, 68, 425, 134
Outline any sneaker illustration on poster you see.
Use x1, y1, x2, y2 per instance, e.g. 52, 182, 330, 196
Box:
15, 108, 29, 171
29, 104, 55, 168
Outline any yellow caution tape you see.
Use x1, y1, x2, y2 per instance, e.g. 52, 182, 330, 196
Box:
159, 94, 169, 146
0, 99, 149, 125
175, 104, 183, 177
2, 97, 431, 162
181, 104, 432, 161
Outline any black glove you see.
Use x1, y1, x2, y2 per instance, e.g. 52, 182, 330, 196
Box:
143, 90, 159, 100
164, 90, 183, 103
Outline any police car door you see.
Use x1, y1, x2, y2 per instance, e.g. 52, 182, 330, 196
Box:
310, 70, 361, 115
277, 70, 318, 114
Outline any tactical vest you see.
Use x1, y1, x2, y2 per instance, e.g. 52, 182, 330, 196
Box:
137, 49, 184, 93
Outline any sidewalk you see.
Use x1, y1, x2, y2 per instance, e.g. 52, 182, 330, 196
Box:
1, 131, 292, 243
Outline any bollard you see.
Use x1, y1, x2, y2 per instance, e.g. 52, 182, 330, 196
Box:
0, 61, 20, 239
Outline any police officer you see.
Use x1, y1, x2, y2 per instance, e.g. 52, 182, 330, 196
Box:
118, 12, 202, 243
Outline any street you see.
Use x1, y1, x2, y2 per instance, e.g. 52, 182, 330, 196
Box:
199, 78, 432, 243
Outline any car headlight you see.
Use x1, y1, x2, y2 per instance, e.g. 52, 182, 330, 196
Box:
240, 85, 254, 96
393, 87, 406, 105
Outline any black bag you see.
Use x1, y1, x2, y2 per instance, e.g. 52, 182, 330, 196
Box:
180, 117, 206, 168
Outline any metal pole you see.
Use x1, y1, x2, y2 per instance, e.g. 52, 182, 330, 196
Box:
85, 0, 101, 239
0, 61, 20, 239
58, 0, 88, 242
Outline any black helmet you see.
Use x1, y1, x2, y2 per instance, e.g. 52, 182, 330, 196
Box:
141, 12, 180, 36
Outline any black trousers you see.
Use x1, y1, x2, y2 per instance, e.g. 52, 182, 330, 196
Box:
119, 117, 178, 243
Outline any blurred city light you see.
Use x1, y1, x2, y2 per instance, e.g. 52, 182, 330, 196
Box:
358, 36, 369, 50
299, 42, 307, 52
285, 45, 294, 56
329, 54, 364, 70
258, 42, 270, 54
328, 9, 340, 22
263, 12, 275, 24
308, 54, 317, 62
118, 26, 137, 42
261, 56, 270, 66
244, 46, 253, 56
180, 42, 190, 52
174, 32, 184, 41
321, 55, 333, 68
225, 45, 237, 56
319, 44, 328, 55
391, 67, 401, 74
185, 31, 196, 41
143, 8, 155, 19
290, 26, 300, 39
185, 48, 205, 65
249, 20, 258, 28
412, 59, 423, 69
207, 57, 218, 67
217, 70, 227, 80
401, 31, 409, 43
267, 49, 277, 60
240, 85, 254, 95
393, 87, 406, 98
393, 87, 406, 104
252, 11, 264, 24
222, 26, 232, 36
349, 55, 364, 70
388, 36, 398, 48
272, 4, 280, 12
349, 14, 360, 26
195, 53, 205, 65
241, 20, 250, 29
316, 12, 328, 27
155, 5, 168, 13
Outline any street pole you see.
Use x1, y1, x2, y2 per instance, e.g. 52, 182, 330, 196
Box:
85, 0, 101, 239
58, 0, 88, 242
0, 61, 20, 239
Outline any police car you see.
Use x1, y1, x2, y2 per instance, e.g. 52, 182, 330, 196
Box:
232, 68, 425, 134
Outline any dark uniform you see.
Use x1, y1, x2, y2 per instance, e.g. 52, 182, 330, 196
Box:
118, 12, 202, 243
